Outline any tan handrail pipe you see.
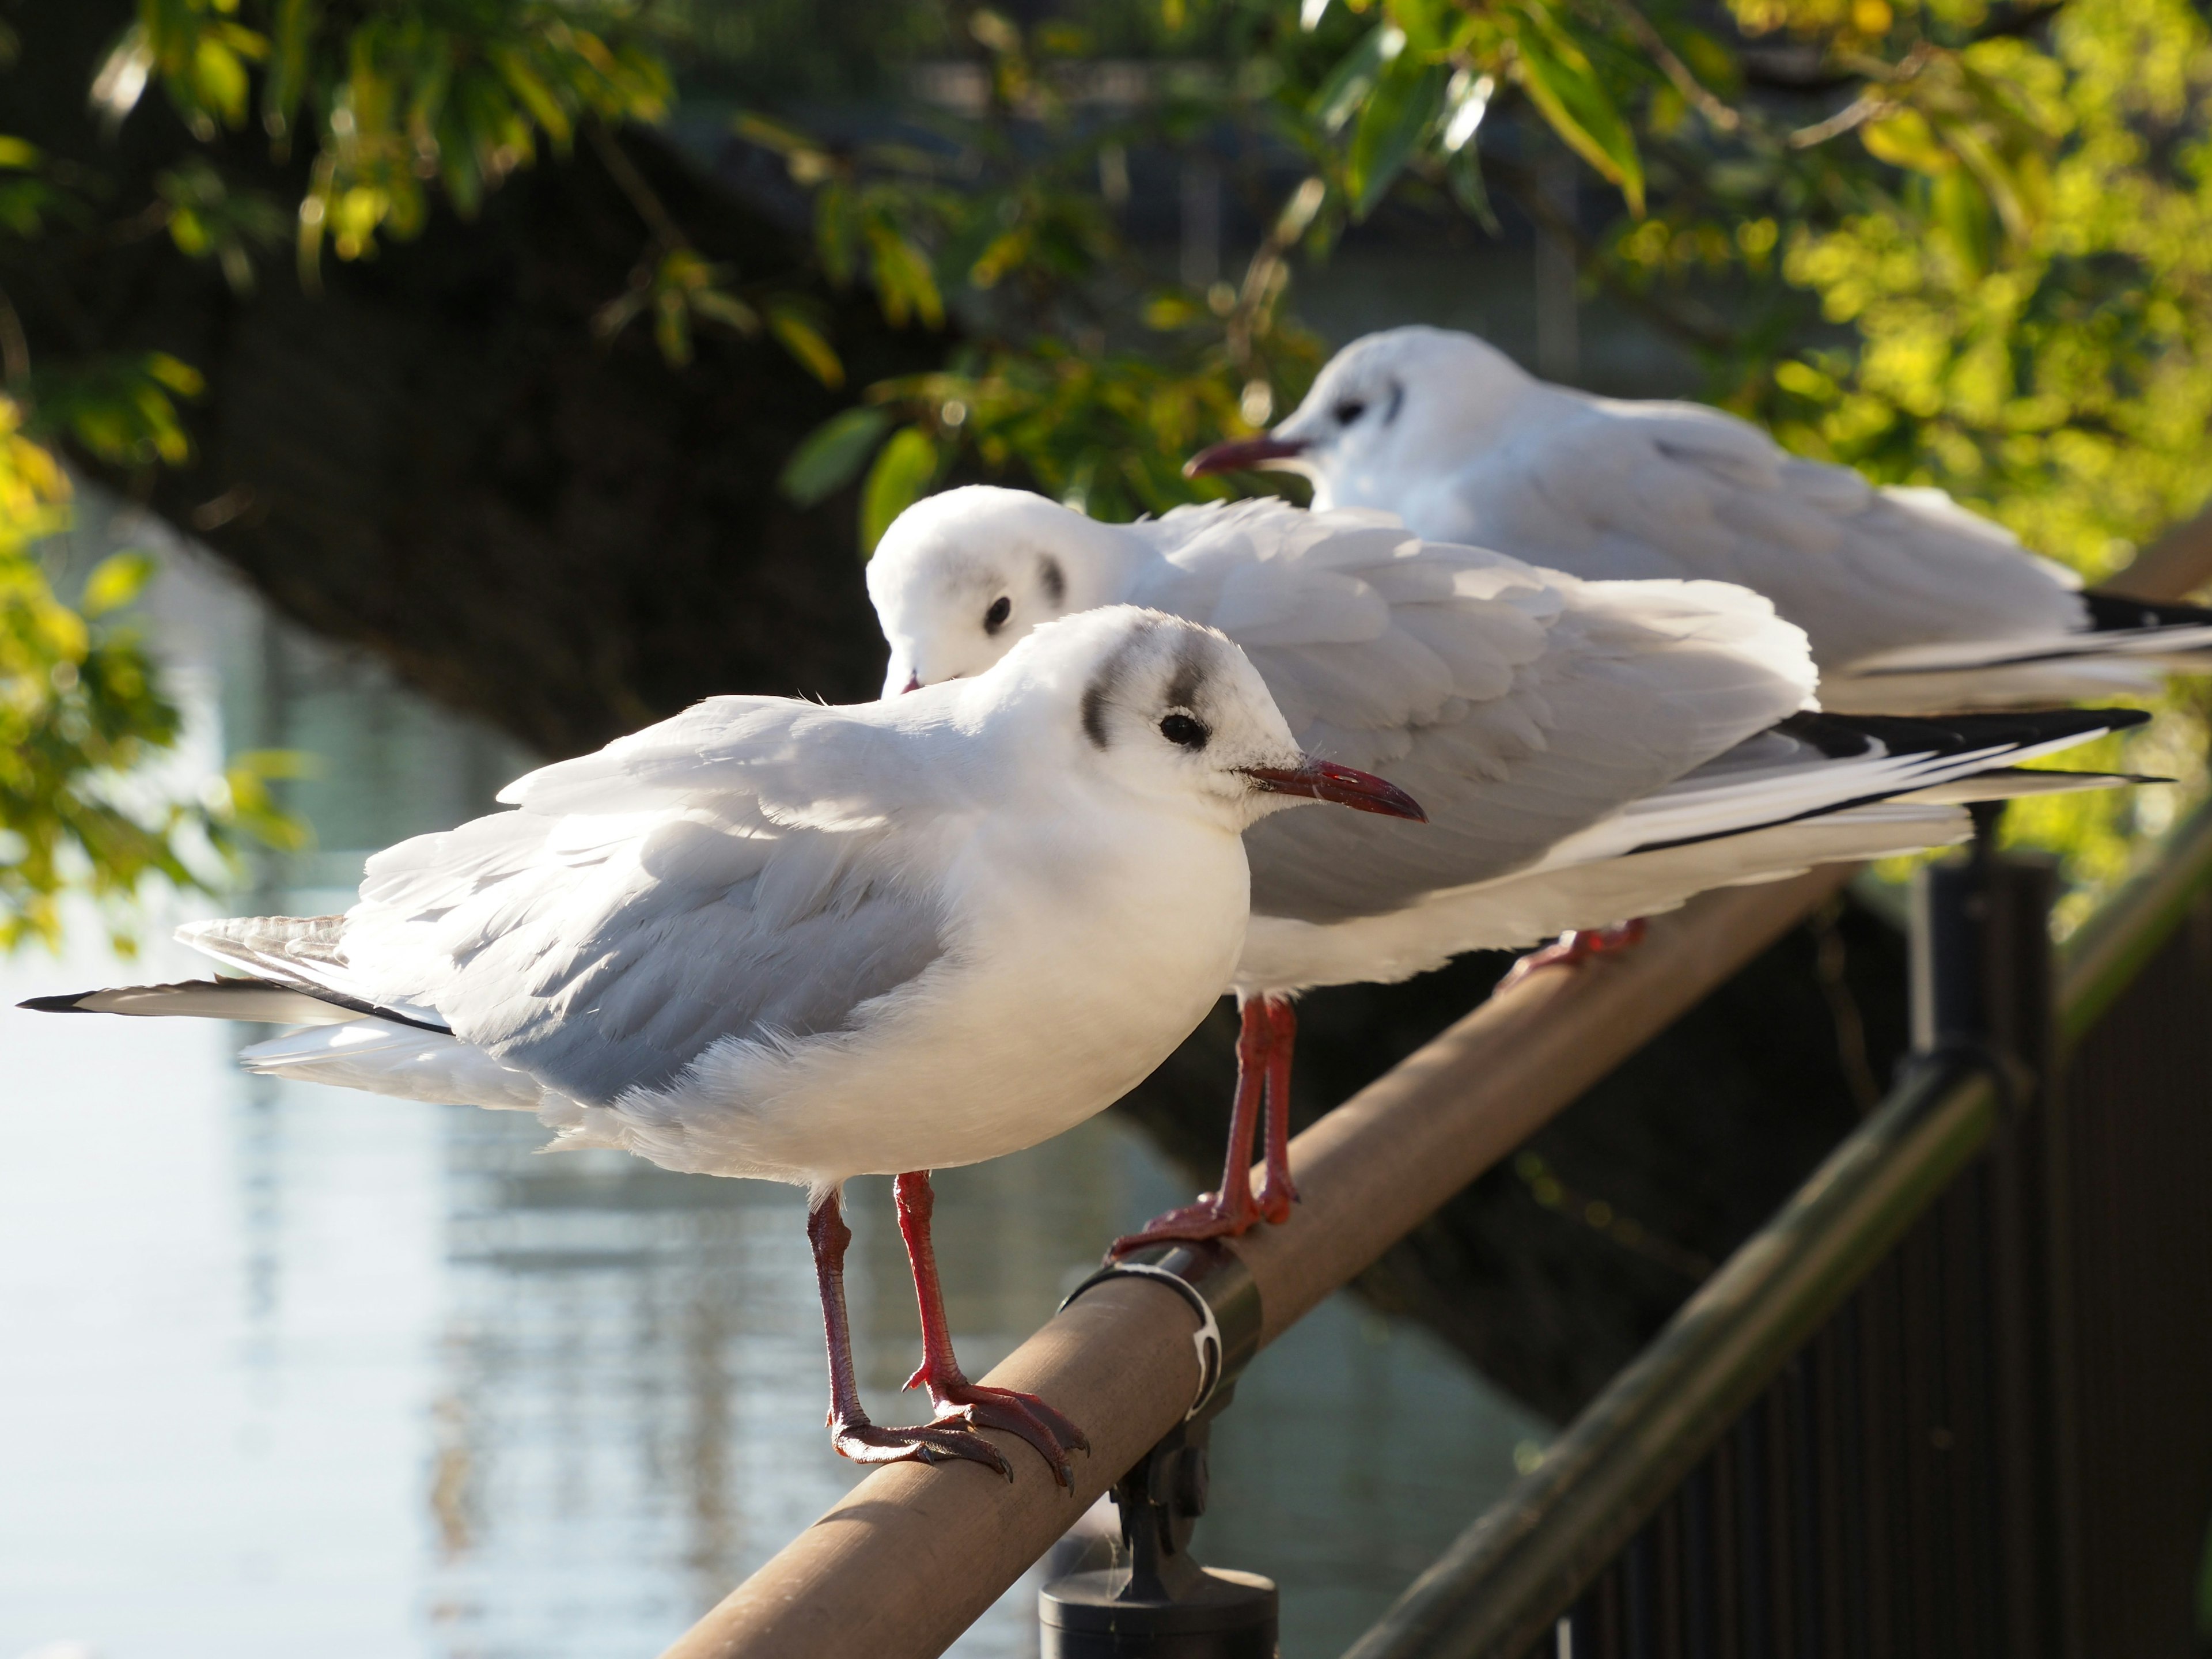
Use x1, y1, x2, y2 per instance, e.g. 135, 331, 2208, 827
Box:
658, 866, 1852, 1659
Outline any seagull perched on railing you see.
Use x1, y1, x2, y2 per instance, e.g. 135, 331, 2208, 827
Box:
19, 606, 1423, 1485
868, 486, 2148, 1255
1186, 325, 2212, 715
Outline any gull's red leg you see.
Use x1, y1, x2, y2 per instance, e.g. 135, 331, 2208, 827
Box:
1255, 994, 1299, 1224
1107, 995, 1271, 1256
893, 1171, 1087, 1487
806, 1188, 1012, 1479
1497, 916, 1650, 994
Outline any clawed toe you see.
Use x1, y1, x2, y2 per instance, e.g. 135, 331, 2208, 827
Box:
831, 1418, 1014, 1480
935, 1383, 1088, 1487
1107, 1194, 1256, 1258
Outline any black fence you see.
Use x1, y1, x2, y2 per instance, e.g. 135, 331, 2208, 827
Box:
1343, 816, 2212, 1659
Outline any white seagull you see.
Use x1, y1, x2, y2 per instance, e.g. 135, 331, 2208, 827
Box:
19, 606, 1423, 1484
868, 486, 2148, 1253
1187, 325, 2212, 714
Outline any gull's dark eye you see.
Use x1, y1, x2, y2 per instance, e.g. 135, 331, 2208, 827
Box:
1159, 712, 1209, 749
984, 596, 1012, 633
1333, 399, 1368, 426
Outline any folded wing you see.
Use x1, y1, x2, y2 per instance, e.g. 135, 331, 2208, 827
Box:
163, 698, 957, 1109
1130, 498, 1818, 923
1408, 392, 2092, 679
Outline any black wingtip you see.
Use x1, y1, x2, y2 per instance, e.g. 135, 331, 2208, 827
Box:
2082, 590, 2212, 632
17, 993, 94, 1013
1779, 704, 2150, 758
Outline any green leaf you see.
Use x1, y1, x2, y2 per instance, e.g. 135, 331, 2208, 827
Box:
766, 302, 845, 388
1309, 23, 1406, 135
1509, 10, 1645, 215
1347, 57, 1448, 220
859, 426, 938, 556
1861, 108, 1955, 175
80, 550, 157, 618
145, 353, 204, 397
781, 407, 890, 506
1447, 142, 1500, 234
865, 224, 946, 331
0, 135, 38, 169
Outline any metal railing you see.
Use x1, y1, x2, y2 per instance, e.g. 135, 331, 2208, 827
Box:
1340, 800, 2212, 1659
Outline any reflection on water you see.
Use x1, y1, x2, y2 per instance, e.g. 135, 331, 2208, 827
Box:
0, 516, 1548, 1659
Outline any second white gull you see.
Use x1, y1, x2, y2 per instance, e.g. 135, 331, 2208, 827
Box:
869, 486, 2149, 1255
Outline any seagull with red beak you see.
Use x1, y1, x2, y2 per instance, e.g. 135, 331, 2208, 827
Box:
1189, 325, 2212, 714
20, 605, 1421, 1486
869, 485, 2151, 1257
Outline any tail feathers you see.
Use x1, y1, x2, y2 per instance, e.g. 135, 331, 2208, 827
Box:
1776, 706, 2148, 757
1542, 705, 2149, 869
20, 974, 451, 1031
1846, 616, 2212, 677
1895, 767, 2168, 805
20, 978, 368, 1024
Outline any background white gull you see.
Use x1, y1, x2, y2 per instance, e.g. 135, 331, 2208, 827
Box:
1188, 325, 2212, 715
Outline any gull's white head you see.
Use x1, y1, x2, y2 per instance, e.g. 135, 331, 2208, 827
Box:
869, 485, 1142, 697
1186, 326, 1532, 511
970, 604, 1425, 835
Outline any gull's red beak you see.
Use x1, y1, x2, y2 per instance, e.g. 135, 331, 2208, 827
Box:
900, 673, 922, 695
1183, 433, 1310, 479
1244, 759, 1426, 821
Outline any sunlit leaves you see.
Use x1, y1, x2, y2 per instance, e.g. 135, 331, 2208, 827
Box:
156, 157, 286, 291
35, 354, 204, 471
859, 426, 939, 555
0, 395, 294, 950
1502, 5, 1644, 215
590, 245, 844, 380
1346, 55, 1448, 219
1755, 0, 2212, 908
101, 2, 673, 271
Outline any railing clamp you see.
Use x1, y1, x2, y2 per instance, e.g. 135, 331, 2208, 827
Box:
1044, 1240, 1277, 1657
1060, 1239, 1262, 1420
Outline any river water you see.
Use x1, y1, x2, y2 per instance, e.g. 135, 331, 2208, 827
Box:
0, 504, 1548, 1659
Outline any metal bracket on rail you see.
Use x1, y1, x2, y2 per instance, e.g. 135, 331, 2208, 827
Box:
1058, 1238, 1262, 1420
1042, 1240, 1277, 1657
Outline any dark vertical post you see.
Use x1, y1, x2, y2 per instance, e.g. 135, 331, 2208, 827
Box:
1912, 824, 2069, 1659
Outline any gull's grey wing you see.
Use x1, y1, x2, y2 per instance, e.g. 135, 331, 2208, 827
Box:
1135, 501, 1816, 923
1405, 392, 2087, 673
334, 699, 955, 1105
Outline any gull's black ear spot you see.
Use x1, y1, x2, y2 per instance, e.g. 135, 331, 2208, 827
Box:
984, 595, 1012, 634
1039, 556, 1066, 606
1081, 614, 1164, 751
1159, 712, 1209, 749
1381, 380, 1405, 426
1081, 680, 1111, 749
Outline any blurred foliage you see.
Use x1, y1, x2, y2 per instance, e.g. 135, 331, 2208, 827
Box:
9, 0, 2212, 935
0, 393, 304, 952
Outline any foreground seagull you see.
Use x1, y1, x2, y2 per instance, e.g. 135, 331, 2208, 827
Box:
1187, 325, 2212, 714
869, 486, 2147, 1252
20, 607, 1422, 1483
